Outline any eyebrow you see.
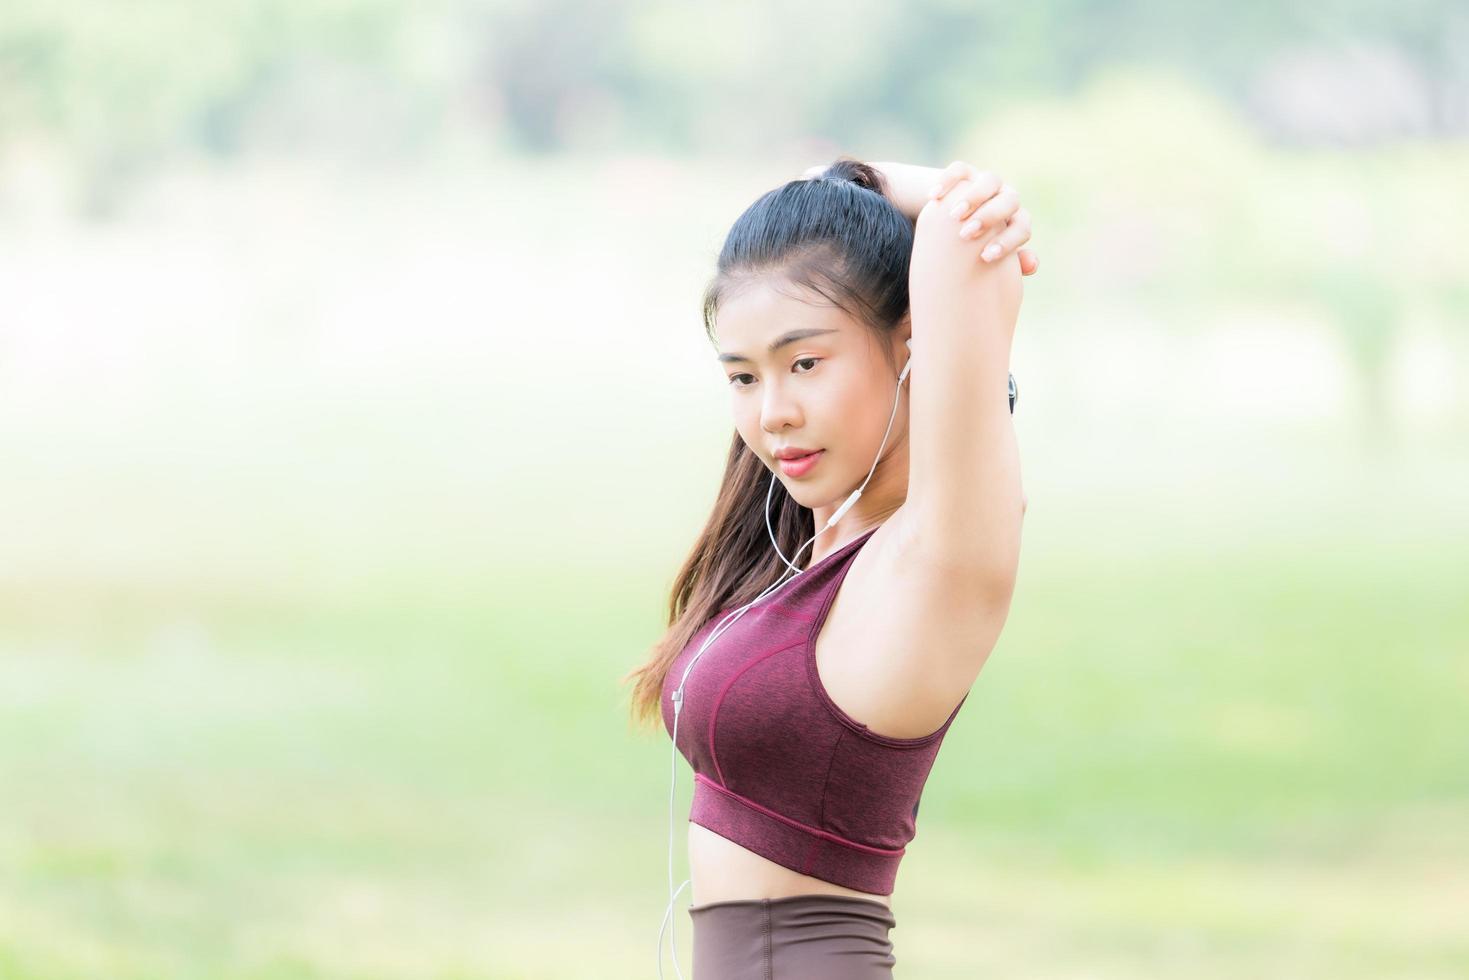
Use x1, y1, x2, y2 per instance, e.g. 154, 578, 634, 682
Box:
717, 328, 840, 364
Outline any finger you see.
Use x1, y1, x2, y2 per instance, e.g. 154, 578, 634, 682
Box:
971, 184, 1021, 228
978, 208, 1032, 263
927, 160, 970, 201
1018, 248, 1039, 276
943, 171, 1004, 223
957, 188, 1022, 240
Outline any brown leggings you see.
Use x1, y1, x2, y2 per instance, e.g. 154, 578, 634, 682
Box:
687, 892, 897, 979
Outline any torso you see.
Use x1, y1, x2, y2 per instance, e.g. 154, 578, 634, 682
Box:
687, 509, 973, 909
687, 823, 896, 907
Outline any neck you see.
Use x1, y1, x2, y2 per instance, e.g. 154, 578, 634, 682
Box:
809, 449, 908, 558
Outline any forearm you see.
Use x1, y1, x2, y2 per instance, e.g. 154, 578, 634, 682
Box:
869, 160, 944, 222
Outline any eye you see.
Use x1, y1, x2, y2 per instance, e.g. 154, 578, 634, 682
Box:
727, 357, 821, 388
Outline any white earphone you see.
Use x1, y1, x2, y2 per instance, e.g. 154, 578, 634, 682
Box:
656, 337, 914, 978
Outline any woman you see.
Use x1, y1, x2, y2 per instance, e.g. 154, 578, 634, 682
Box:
623, 157, 1033, 978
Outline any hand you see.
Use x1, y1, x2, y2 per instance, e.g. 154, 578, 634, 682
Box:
909, 164, 1024, 347
800, 160, 1038, 276
927, 161, 1034, 273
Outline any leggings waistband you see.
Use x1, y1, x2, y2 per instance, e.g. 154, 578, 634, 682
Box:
687, 892, 898, 977
688, 892, 894, 919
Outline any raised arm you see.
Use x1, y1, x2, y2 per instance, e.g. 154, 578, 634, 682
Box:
801, 159, 1040, 275
900, 166, 1026, 593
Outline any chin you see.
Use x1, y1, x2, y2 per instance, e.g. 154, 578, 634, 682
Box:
782, 481, 823, 506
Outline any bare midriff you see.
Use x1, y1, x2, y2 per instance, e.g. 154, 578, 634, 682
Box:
687, 822, 893, 908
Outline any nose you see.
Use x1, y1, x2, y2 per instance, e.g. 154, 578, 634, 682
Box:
759, 379, 802, 435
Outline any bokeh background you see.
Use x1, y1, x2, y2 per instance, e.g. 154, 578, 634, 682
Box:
2, 2, 1467, 977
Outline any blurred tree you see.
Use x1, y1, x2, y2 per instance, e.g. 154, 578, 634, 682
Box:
969, 65, 1467, 447
5, 0, 1467, 201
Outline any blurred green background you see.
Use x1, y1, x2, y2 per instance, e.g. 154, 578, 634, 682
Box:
1, 1, 1466, 977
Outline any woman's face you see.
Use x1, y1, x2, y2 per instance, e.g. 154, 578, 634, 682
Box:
713, 278, 911, 513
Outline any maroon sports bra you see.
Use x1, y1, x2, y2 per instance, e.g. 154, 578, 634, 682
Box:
661, 525, 968, 895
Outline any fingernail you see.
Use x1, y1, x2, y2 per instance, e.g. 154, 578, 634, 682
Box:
929, 183, 943, 198
949, 200, 968, 218
982, 242, 1001, 261
960, 218, 981, 238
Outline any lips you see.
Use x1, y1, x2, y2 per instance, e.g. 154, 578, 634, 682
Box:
776, 449, 824, 477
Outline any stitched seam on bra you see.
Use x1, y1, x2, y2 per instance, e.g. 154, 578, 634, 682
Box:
708, 640, 804, 787
804, 730, 842, 876
816, 726, 841, 829
695, 772, 905, 856
800, 833, 820, 878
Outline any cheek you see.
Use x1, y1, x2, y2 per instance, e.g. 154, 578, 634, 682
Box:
844, 382, 881, 421
845, 385, 893, 445
734, 414, 764, 452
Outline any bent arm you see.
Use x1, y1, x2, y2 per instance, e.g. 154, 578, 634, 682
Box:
900, 195, 1026, 591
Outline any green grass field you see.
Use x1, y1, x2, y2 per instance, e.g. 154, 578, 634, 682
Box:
2, 429, 1464, 978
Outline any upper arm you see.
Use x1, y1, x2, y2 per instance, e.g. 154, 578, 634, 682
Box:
902, 196, 1026, 580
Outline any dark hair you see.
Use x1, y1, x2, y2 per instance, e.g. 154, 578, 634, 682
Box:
622, 157, 915, 735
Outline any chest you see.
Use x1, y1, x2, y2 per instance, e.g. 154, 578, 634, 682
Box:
662, 525, 972, 762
